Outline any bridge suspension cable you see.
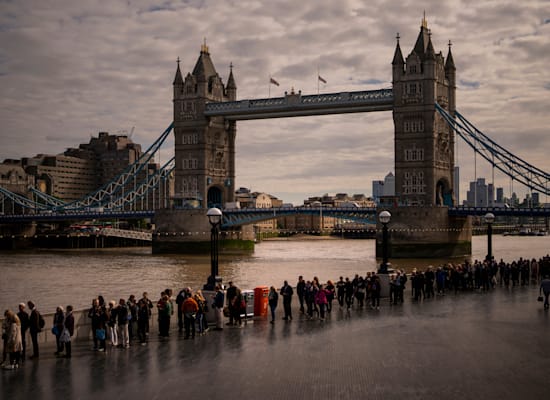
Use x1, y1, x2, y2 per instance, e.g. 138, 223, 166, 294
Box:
106, 157, 175, 210
435, 104, 550, 196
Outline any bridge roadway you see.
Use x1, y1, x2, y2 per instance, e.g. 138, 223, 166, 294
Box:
1, 284, 547, 399
2, 206, 549, 226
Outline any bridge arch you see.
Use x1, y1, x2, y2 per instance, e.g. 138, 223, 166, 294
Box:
207, 185, 223, 208
435, 177, 453, 206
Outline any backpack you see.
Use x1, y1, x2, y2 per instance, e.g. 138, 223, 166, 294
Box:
38, 312, 45, 331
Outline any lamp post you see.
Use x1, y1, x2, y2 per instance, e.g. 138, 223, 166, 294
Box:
378, 210, 391, 274
484, 212, 495, 262
205, 207, 222, 290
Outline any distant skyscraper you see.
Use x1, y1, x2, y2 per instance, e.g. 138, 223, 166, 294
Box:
496, 187, 504, 203
383, 172, 395, 196
465, 178, 489, 206
372, 180, 384, 202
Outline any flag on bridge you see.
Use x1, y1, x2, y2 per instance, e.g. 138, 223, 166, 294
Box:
270, 77, 280, 86
318, 75, 327, 84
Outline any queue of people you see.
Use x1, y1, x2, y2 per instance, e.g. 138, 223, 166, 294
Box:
2, 255, 550, 371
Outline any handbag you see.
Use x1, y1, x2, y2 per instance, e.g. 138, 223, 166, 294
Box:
96, 328, 106, 341
60, 328, 71, 343
537, 296, 544, 302
51, 326, 59, 336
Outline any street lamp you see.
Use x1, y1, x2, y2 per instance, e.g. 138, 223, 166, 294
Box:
205, 207, 222, 290
484, 212, 495, 262
378, 210, 391, 274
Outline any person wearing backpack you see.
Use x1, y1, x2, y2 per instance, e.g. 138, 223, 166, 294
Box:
27, 301, 41, 359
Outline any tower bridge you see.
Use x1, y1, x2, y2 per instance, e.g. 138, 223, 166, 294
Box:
156, 17, 464, 256
2, 18, 549, 257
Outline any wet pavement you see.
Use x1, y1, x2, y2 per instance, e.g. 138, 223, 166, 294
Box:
2, 285, 549, 400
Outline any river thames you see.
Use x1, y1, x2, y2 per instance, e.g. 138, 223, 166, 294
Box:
1, 234, 548, 313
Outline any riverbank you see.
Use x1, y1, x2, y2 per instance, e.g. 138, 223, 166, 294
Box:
2, 283, 547, 400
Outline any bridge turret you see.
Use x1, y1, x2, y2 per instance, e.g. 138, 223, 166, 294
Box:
226, 63, 237, 101
173, 57, 184, 98
445, 42, 456, 113
392, 34, 405, 84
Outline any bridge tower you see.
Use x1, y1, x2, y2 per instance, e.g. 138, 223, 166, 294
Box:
154, 44, 253, 253
172, 43, 236, 209
392, 17, 456, 206
377, 18, 470, 259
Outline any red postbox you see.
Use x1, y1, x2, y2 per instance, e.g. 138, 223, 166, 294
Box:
254, 286, 269, 317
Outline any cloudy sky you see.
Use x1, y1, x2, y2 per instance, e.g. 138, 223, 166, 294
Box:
1, 0, 549, 205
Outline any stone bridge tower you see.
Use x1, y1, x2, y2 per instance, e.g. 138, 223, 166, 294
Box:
392, 17, 456, 207
172, 43, 236, 209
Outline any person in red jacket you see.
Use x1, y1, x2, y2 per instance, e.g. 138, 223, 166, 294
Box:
181, 295, 199, 339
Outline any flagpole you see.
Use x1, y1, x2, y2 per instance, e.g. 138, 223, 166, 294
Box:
317, 66, 320, 95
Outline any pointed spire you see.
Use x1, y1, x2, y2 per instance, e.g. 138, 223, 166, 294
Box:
413, 14, 430, 57
425, 31, 435, 60
173, 57, 183, 85
445, 40, 456, 70
192, 42, 217, 79
392, 33, 404, 65
227, 62, 236, 89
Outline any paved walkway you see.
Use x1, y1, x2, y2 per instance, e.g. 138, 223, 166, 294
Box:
2, 285, 549, 400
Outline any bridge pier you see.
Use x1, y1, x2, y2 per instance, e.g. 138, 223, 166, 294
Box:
376, 206, 472, 259
153, 209, 255, 254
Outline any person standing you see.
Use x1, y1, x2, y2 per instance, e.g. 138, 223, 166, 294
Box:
225, 282, 237, 326
53, 306, 65, 356
280, 280, 293, 321
157, 293, 172, 338
3, 310, 22, 370
127, 295, 138, 342
107, 301, 118, 347
212, 285, 224, 331
137, 298, 150, 345
175, 288, 189, 333
344, 277, 354, 309
325, 280, 335, 313
140, 292, 153, 336
315, 284, 328, 321
27, 301, 41, 359
268, 286, 278, 323
296, 276, 306, 314
540, 275, 550, 310
182, 294, 199, 339
63, 305, 75, 358
117, 298, 129, 348
194, 291, 208, 335
88, 298, 106, 351
336, 277, 345, 308
16, 303, 29, 362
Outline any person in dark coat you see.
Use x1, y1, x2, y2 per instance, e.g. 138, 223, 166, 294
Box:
53, 306, 65, 356
225, 282, 237, 326
63, 305, 75, 358
27, 301, 41, 359
268, 286, 279, 323
17, 303, 29, 362
280, 281, 293, 320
